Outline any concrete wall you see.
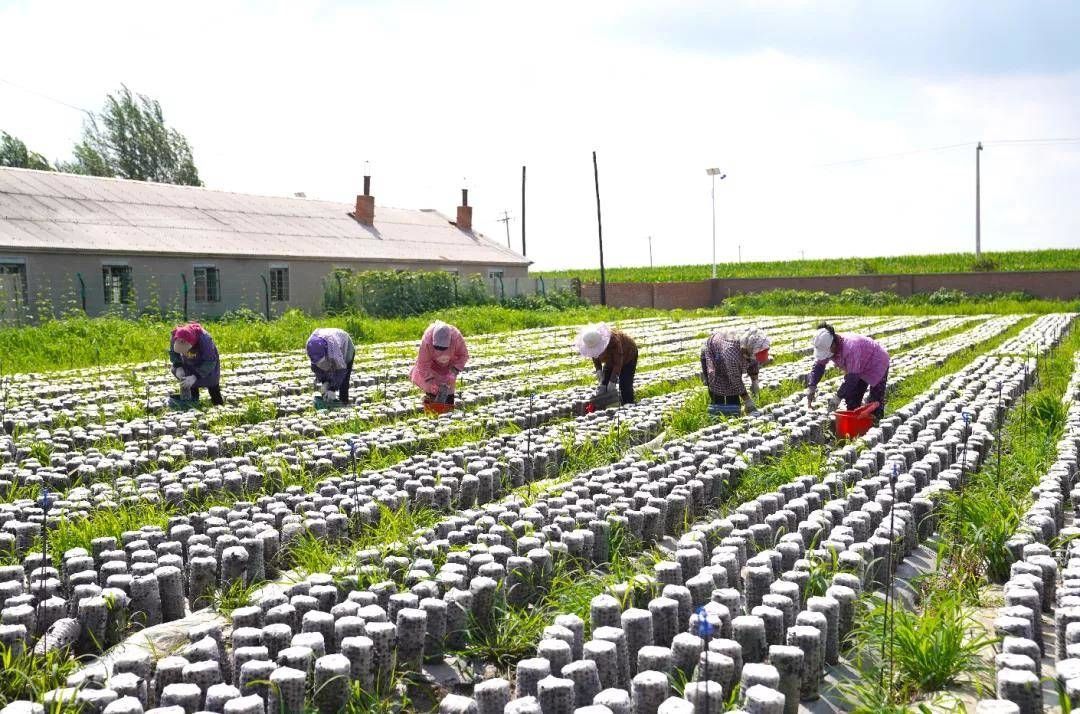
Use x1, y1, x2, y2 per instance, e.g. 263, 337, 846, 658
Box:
3, 251, 529, 319
580, 270, 1080, 307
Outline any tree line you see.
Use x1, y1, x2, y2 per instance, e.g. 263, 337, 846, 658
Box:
1, 85, 201, 186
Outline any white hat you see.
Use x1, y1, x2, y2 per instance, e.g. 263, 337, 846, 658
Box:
575, 323, 611, 359
812, 328, 834, 361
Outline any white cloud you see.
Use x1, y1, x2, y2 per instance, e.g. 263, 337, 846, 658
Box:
1, 0, 1077, 270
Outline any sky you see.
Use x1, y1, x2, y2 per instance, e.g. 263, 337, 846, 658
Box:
1, 0, 1078, 270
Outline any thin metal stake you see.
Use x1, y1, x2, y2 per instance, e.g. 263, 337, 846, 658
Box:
39, 486, 49, 651
879, 463, 898, 701
995, 381, 1003, 485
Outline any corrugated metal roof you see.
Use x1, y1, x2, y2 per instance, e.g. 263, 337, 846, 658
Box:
0, 167, 530, 266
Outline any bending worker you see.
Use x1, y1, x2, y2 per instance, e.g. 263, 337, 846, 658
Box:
807, 322, 889, 418
169, 322, 223, 405
576, 322, 639, 404
306, 327, 356, 403
701, 327, 770, 414
410, 320, 469, 404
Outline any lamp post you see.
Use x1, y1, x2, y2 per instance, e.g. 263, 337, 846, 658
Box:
706, 168, 726, 279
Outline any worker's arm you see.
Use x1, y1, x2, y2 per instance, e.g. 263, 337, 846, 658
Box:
450, 330, 469, 374
602, 338, 624, 385
807, 359, 828, 389
746, 360, 760, 378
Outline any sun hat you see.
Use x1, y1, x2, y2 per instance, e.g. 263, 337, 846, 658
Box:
575, 323, 612, 359
431, 321, 453, 349
812, 328, 835, 361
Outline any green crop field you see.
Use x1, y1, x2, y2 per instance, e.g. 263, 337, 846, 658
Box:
536, 248, 1080, 282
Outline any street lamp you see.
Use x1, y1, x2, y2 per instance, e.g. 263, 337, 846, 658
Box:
706, 168, 726, 279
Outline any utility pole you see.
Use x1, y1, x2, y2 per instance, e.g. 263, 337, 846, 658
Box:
975, 142, 983, 258
706, 168, 725, 279
738, 244, 742, 263
521, 166, 527, 256
593, 151, 606, 306
497, 210, 514, 250
648, 236, 653, 268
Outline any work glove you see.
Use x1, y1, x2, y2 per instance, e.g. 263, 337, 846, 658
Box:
181, 375, 197, 389
437, 383, 450, 402
743, 395, 756, 413
595, 369, 604, 384
806, 387, 817, 409
595, 383, 607, 397
173, 367, 186, 380
750, 377, 760, 398
606, 381, 619, 394
318, 382, 330, 399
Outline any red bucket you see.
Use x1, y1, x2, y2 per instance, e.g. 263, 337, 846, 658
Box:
423, 398, 454, 415
834, 402, 880, 439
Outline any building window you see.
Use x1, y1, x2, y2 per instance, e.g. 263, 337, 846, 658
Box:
103, 265, 132, 305
270, 267, 289, 302
488, 270, 504, 280
0, 262, 28, 307
193, 267, 220, 303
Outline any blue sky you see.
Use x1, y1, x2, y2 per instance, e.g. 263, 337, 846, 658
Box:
1, 0, 1077, 269
618, 1, 1080, 75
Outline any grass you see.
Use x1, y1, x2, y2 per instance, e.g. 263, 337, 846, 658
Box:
0, 643, 84, 708
207, 578, 264, 617
0, 304, 717, 373
38, 502, 174, 567
841, 594, 996, 709
932, 325, 1080, 593
537, 248, 1080, 282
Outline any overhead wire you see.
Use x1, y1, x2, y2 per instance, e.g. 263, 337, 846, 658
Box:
0, 77, 93, 116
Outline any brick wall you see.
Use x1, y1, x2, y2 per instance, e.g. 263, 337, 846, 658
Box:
579, 270, 1080, 308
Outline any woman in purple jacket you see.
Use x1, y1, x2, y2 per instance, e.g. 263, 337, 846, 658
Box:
169, 322, 224, 405
807, 322, 889, 418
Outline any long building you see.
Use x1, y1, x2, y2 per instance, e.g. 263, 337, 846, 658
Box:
0, 167, 530, 319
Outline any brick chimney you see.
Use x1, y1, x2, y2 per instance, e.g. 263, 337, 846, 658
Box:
354, 175, 374, 225
456, 188, 472, 231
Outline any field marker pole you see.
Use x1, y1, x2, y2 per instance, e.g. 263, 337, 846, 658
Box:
996, 381, 1003, 485
593, 151, 607, 306
975, 142, 983, 258
521, 165, 527, 257
40, 486, 49, 652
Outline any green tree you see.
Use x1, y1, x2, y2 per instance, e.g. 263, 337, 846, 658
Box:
62, 86, 201, 185
0, 131, 53, 170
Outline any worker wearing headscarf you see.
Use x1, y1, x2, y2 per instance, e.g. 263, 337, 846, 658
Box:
807, 322, 890, 418
410, 320, 469, 404
307, 328, 356, 403
575, 323, 639, 404
168, 322, 223, 405
701, 327, 771, 413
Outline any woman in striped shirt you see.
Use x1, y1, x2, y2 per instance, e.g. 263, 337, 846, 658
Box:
701, 327, 771, 414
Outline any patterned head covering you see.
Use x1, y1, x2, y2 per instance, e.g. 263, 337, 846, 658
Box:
306, 335, 328, 362
173, 323, 204, 351
739, 327, 770, 355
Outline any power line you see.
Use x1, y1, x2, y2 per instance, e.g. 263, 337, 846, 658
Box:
0, 77, 93, 116
816, 136, 1080, 169
814, 141, 976, 168
985, 137, 1080, 146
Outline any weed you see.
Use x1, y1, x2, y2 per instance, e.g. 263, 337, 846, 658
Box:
0, 643, 82, 707
208, 578, 264, 617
